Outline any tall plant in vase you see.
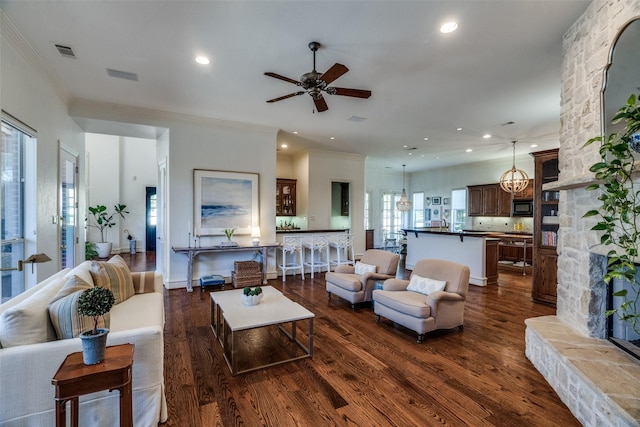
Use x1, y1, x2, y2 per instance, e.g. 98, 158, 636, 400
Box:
583, 91, 640, 336
86, 204, 129, 258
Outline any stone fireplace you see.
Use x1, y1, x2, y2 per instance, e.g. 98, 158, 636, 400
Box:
524, 1, 640, 426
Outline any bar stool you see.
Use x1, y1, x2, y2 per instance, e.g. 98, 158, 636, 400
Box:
280, 235, 304, 282
302, 234, 330, 279
329, 233, 354, 269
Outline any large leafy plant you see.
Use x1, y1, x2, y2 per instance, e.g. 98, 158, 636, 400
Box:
87, 204, 129, 242
583, 91, 640, 334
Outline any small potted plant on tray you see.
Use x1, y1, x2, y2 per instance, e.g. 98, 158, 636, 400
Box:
242, 286, 263, 305
78, 286, 115, 365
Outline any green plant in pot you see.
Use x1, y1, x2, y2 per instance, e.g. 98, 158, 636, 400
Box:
241, 285, 263, 305
78, 286, 115, 365
584, 91, 640, 336
87, 204, 129, 258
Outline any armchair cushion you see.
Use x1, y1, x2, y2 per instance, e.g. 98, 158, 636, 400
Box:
373, 290, 431, 318
325, 272, 363, 292
406, 275, 446, 296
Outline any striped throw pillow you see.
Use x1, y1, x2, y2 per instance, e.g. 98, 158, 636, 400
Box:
132, 271, 156, 294
90, 255, 134, 304
48, 275, 110, 339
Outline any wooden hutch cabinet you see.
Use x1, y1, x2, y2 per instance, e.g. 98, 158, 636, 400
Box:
276, 179, 296, 216
531, 149, 559, 305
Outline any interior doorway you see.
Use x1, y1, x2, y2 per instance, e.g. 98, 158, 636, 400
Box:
146, 187, 157, 251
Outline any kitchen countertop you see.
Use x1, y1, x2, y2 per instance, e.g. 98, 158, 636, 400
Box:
275, 229, 349, 234
403, 229, 532, 240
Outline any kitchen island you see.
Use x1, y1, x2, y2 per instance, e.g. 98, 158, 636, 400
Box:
403, 229, 500, 286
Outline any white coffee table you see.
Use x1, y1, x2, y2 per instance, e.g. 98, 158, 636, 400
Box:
209, 286, 314, 375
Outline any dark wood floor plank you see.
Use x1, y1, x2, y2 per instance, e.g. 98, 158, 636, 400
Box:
118, 253, 579, 426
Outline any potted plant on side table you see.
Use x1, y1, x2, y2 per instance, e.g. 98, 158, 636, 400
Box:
78, 286, 115, 365
87, 204, 129, 258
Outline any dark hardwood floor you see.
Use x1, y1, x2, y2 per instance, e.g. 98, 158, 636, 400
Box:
118, 252, 578, 426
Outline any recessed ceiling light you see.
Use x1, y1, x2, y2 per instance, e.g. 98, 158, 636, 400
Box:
280, 144, 288, 148
456, 127, 463, 131
440, 21, 458, 34
195, 56, 210, 65
408, 153, 413, 156
292, 131, 298, 134
330, 136, 335, 140
530, 144, 538, 148
483, 134, 491, 139
423, 137, 429, 141
403, 145, 408, 148
466, 149, 473, 153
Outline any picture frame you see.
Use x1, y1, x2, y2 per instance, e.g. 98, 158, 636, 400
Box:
432, 206, 441, 220
425, 208, 431, 221
432, 196, 442, 205
193, 169, 259, 236
443, 197, 450, 205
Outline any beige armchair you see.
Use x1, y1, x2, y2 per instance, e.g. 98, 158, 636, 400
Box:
372, 259, 470, 343
325, 249, 399, 310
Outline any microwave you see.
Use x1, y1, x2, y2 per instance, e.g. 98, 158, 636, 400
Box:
512, 200, 533, 216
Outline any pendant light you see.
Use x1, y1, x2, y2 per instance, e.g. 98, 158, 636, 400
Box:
396, 164, 412, 211
500, 141, 530, 193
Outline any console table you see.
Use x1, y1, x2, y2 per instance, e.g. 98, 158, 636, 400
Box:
172, 244, 279, 292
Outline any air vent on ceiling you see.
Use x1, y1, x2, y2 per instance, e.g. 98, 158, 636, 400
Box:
54, 44, 76, 58
501, 121, 516, 126
106, 68, 139, 81
403, 146, 418, 151
347, 116, 367, 123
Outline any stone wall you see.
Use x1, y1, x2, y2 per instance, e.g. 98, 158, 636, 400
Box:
557, 0, 640, 338
525, 1, 640, 424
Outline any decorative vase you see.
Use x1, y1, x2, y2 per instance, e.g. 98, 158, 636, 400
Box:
79, 328, 109, 365
628, 132, 640, 153
241, 293, 263, 306
94, 242, 112, 258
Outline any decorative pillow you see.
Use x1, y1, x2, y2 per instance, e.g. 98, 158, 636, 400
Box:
48, 275, 110, 339
132, 271, 156, 294
90, 255, 134, 304
354, 261, 377, 275
0, 278, 65, 347
406, 274, 447, 296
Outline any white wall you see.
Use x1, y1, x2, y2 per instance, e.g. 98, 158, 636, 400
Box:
86, 134, 156, 252
1, 24, 85, 286
306, 150, 366, 254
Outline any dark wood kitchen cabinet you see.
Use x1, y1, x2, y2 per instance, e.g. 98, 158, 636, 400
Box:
468, 183, 511, 217
276, 179, 296, 216
531, 149, 559, 305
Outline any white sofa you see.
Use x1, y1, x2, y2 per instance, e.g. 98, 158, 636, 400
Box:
0, 258, 167, 426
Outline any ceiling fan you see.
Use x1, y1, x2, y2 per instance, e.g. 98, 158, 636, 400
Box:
264, 41, 372, 112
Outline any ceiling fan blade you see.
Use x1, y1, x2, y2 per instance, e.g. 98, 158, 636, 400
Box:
314, 96, 329, 112
264, 72, 300, 85
320, 63, 348, 85
330, 87, 372, 98
266, 92, 305, 103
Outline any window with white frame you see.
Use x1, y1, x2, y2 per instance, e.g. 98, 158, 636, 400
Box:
364, 192, 369, 229
451, 188, 467, 232
381, 192, 402, 244
412, 192, 424, 227
1, 119, 33, 301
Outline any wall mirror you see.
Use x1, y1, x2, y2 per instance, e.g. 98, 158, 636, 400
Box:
602, 17, 640, 137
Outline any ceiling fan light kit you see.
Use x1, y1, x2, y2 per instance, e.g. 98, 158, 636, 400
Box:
499, 141, 530, 193
264, 41, 371, 112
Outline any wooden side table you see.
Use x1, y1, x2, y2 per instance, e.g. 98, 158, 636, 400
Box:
51, 343, 134, 427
